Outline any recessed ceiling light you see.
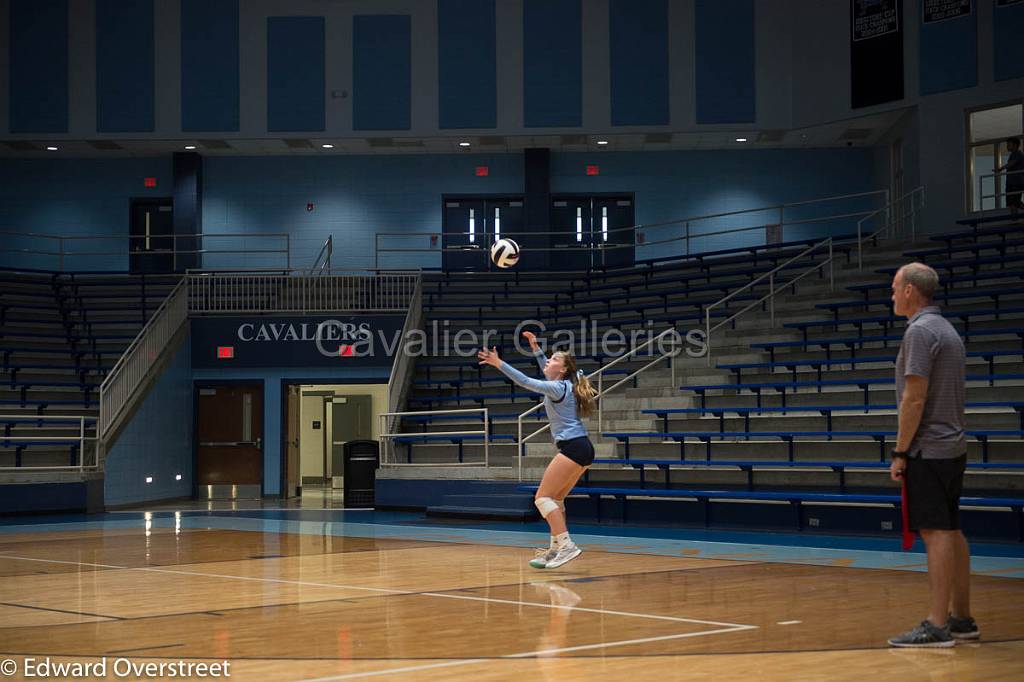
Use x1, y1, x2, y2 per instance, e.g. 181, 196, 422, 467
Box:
184, 145, 196, 150
735, 137, 748, 143
459, 141, 471, 147
597, 140, 609, 145
321, 143, 334, 149
46, 146, 59, 151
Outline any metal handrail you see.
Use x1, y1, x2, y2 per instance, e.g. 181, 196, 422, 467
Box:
378, 407, 487, 467
309, 236, 333, 274
382, 276, 424, 464
855, 186, 925, 269
703, 238, 835, 366
515, 328, 682, 481
0, 415, 98, 472
977, 169, 1024, 211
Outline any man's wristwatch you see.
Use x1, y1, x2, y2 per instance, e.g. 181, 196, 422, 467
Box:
891, 450, 909, 461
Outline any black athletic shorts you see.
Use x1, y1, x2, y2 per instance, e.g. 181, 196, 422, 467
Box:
905, 452, 967, 531
556, 436, 595, 467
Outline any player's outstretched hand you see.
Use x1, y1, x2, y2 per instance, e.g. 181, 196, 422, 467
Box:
521, 331, 539, 350
477, 346, 502, 368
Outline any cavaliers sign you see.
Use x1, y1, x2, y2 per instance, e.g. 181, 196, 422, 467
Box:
191, 315, 406, 368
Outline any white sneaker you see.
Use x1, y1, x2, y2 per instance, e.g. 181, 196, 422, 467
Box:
543, 542, 582, 569
529, 546, 557, 569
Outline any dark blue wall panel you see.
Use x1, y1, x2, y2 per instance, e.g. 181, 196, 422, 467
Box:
994, 0, 1024, 82
919, 0, 977, 95
353, 15, 412, 131
438, 0, 496, 129
695, 0, 755, 124
9, 0, 68, 133
267, 17, 325, 132
523, 0, 582, 127
96, 0, 154, 132
610, 0, 669, 126
182, 0, 239, 132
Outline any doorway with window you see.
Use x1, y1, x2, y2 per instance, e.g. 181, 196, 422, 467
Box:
967, 102, 1023, 212
441, 196, 525, 271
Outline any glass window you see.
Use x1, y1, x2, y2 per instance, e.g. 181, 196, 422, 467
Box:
967, 103, 1023, 212
468, 208, 475, 243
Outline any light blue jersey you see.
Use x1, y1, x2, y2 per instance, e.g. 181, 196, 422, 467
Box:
497, 349, 588, 443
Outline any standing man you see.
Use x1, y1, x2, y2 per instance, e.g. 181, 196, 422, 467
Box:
887, 263, 977, 648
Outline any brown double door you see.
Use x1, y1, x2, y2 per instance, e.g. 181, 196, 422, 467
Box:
196, 385, 263, 486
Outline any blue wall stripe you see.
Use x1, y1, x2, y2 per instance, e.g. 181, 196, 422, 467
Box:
267, 17, 325, 132
994, 0, 1024, 82
9, 0, 68, 133
438, 0, 496, 129
353, 15, 412, 131
919, 0, 977, 95
96, 0, 154, 133
610, 0, 669, 126
523, 0, 582, 128
695, 0, 755, 124
182, 0, 240, 132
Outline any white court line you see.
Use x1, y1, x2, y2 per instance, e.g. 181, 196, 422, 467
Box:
298, 626, 756, 682
0, 554, 757, 628
777, 620, 802, 626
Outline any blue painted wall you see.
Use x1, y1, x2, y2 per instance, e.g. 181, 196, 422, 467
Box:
181, 0, 240, 132
523, 0, 582, 127
0, 149, 876, 271
104, 334, 193, 507
353, 15, 412, 131
438, 0, 496, 129
267, 17, 325, 132
9, 0, 68, 133
695, 0, 755, 124
994, 0, 1024, 82
0, 158, 173, 271
918, 0, 978, 95
96, 0, 154, 133
191, 367, 390, 496
610, 0, 669, 127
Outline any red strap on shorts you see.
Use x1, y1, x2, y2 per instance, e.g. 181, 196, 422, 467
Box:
901, 476, 915, 551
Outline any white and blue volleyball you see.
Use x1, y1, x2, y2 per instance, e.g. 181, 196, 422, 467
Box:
490, 238, 520, 268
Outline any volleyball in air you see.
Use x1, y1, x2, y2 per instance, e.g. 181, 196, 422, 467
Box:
490, 238, 520, 268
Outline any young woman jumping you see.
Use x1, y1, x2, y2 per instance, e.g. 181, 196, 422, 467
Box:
477, 331, 598, 569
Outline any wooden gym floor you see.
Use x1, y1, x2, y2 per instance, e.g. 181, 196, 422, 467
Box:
0, 512, 1022, 681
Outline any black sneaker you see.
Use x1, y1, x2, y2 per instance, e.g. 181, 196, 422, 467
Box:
888, 620, 956, 648
948, 614, 980, 640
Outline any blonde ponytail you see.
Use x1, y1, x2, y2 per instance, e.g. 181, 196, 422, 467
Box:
555, 351, 598, 418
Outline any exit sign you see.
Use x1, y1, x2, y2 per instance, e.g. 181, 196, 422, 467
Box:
144, 177, 157, 188
586, 165, 599, 176
475, 166, 489, 177
217, 346, 234, 359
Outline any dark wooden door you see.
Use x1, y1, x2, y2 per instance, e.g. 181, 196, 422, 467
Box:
196, 385, 263, 486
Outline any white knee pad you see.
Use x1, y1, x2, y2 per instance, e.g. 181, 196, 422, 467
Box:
535, 496, 559, 518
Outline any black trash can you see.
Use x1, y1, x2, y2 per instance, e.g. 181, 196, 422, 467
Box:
343, 440, 379, 508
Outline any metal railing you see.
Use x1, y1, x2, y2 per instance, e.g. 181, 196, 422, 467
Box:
703, 238, 835, 366
374, 189, 889, 269
0, 416, 98, 472
0, 231, 292, 271
515, 329, 682, 481
378, 408, 488, 467
855, 186, 925, 270
98, 278, 189, 440
187, 270, 421, 314
382, 275, 424, 462
977, 169, 1024, 212
309, 236, 333, 274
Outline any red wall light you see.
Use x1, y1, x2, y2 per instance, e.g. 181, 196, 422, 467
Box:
144, 177, 157, 188
586, 165, 600, 176
217, 346, 235, 359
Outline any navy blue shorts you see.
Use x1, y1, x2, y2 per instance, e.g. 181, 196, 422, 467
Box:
556, 436, 595, 467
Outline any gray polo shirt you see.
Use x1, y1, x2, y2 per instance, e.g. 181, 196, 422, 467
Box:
895, 306, 967, 459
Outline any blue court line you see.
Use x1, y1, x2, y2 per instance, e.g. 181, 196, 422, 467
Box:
2, 511, 1022, 578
